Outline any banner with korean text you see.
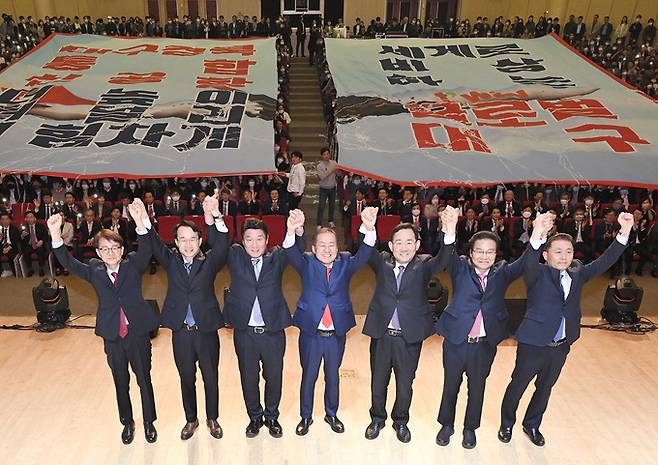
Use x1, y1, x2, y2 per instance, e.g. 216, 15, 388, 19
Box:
0, 34, 277, 177
324, 34, 658, 187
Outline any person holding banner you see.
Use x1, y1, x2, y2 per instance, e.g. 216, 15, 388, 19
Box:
48, 199, 158, 445
146, 192, 229, 441
363, 206, 457, 444
434, 212, 551, 449
499, 212, 633, 447
284, 207, 377, 436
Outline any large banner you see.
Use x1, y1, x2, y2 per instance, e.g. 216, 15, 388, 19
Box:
325, 35, 658, 187
0, 34, 278, 177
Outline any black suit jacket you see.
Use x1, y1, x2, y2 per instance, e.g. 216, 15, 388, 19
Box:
436, 245, 531, 347
363, 241, 455, 344
518, 238, 627, 346
223, 245, 296, 332
219, 200, 238, 218
262, 199, 288, 216
103, 218, 129, 242
371, 199, 397, 216
62, 203, 80, 221
78, 221, 103, 244
21, 222, 49, 248
1, 224, 22, 252
165, 200, 188, 216
149, 223, 229, 331
52, 233, 158, 340
497, 200, 522, 217
36, 203, 58, 220
238, 200, 261, 216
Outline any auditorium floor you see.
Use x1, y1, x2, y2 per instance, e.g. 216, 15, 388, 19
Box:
1, 315, 657, 465
0, 265, 656, 320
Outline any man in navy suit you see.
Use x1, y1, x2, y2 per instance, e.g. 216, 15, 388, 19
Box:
284, 207, 378, 436
147, 193, 229, 441
435, 212, 552, 449
223, 217, 304, 438
48, 200, 158, 445
498, 212, 633, 447
363, 206, 457, 443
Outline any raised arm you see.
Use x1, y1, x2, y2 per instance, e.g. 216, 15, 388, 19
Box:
282, 209, 307, 274
202, 192, 229, 272
47, 214, 91, 281
349, 206, 378, 271
582, 212, 632, 281
425, 205, 458, 278
504, 213, 550, 282
523, 212, 554, 286
128, 198, 153, 273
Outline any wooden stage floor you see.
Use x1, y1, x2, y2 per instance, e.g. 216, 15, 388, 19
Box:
1, 314, 657, 465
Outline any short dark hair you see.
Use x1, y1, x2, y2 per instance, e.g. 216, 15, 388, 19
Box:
545, 233, 574, 250
468, 231, 500, 253
93, 229, 124, 248
291, 150, 303, 160
390, 222, 420, 241
174, 220, 201, 238
320, 146, 330, 155
241, 218, 268, 237
0, 212, 11, 220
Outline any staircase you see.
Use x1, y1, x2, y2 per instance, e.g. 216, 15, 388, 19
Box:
287, 56, 330, 236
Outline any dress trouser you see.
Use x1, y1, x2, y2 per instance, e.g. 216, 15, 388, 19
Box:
172, 328, 220, 422
437, 338, 497, 430
103, 332, 157, 425
369, 332, 422, 426
500, 342, 570, 429
233, 328, 286, 421
298, 331, 346, 419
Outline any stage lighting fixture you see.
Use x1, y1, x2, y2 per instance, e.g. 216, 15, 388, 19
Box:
600, 277, 643, 324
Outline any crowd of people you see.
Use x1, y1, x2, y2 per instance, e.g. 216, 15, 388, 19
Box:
1, 172, 656, 279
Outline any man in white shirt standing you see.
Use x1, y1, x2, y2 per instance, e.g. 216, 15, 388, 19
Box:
285, 151, 306, 211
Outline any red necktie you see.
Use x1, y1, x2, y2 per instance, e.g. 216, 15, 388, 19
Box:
321, 267, 333, 327
112, 271, 128, 338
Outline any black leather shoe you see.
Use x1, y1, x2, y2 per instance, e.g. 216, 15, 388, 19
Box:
265, 419, 283, 438
295, 418, 313, 436
207, 419, 223, 439
393, 423, 411, 443
462, 429, 476, 449
180, 419, 199, 440
144, 422, 157, 443
324, 415, 345, 433
365, 421, 385, 440
246, 418, 264, 438
523, 426, 545, 447
27, 270, 34, 277
498, 426, 512, 443
121, 421, 135, 445
435, 425, 454, 446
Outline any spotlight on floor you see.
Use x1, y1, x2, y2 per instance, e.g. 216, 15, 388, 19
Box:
600, 277, 642, 325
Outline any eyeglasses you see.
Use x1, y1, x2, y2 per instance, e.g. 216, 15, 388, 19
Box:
97, 246, 122, 254
472, 249, 496, 257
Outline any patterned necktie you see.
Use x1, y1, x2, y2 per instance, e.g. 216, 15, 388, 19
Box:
469, 273, 487, 338
29, 225, 37, 246
183, 262, 196, 326
184, 261, 192, 274
389, 265, 405, 330
321, 267, 333, 327
111, 271, 128, 338
554, 272, 568, 342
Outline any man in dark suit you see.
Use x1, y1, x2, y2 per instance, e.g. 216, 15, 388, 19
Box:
148, 193, 228, 441
238, 190, 261, 216
457, 208, 480, 255
143, 191, 166, 223
104, 208, 130, 244
364, 207, 457, 444
165, 189, 188, 216
49, 201, 158, 444
218, 189, 238, 218
284, 208, 378, 436
434, 214, 550, 449
62, 192, 80, 222
0, 212, 21, 277
559, 209, 593, 262
497, 190, 522, 218
91, 193, 112, 220
223, 218, 303, 438
498, 212, 633, 447
371, 188, 397, 216
262, 188, 288, 216
396, 188, 415, 223
76, 208, 103, 261
20, 211, 49, 276
34, 191, 57, 220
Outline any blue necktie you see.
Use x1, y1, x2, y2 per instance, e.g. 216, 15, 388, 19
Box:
553, 272, 566, 342
184, 261, 196, 326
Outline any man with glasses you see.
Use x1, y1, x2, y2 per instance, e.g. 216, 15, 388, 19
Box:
47, 199, 158, 445
434, 213, 552, 449
146, 192, 228, 441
